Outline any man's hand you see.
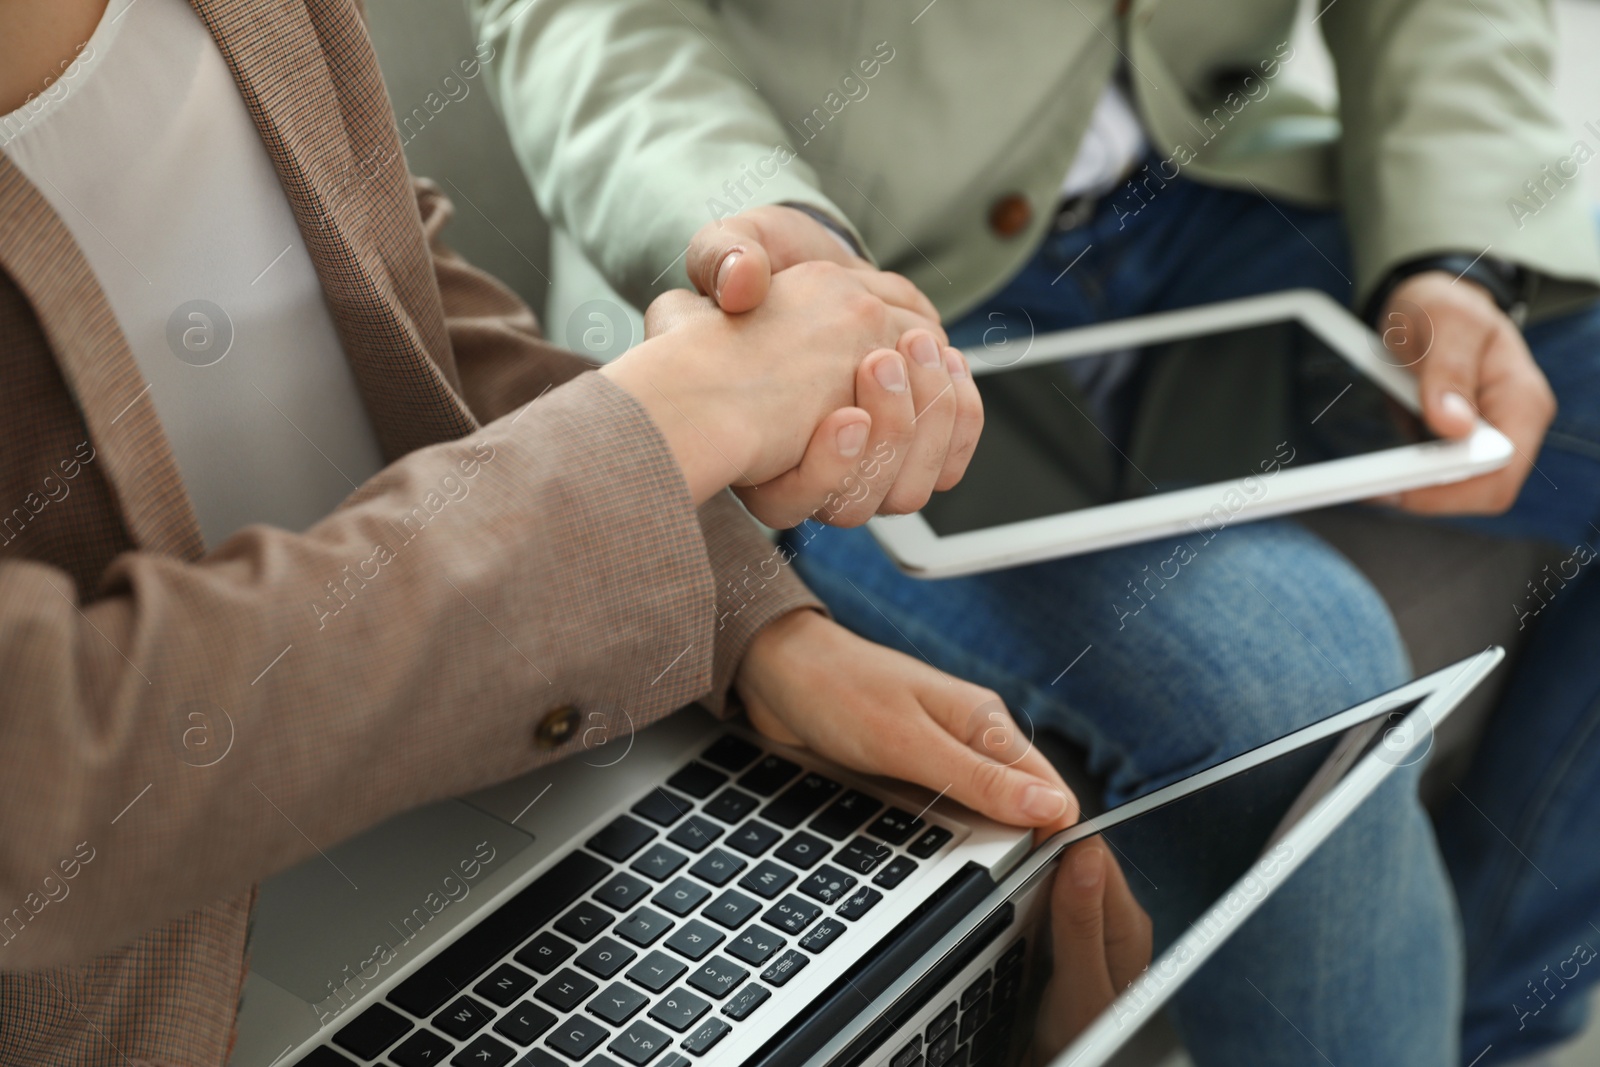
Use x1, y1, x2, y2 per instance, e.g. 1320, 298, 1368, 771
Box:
687, 204, 873, 313
1034, 838, 1153, 1059
1379, 271, 1555, 514
734, 609, 1079, 833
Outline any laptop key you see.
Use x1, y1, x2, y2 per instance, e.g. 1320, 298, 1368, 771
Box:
594, 873, 653, 911
997, 940, 1027, 977
726, 820, 782, 857
687, 956, 748, 999
651, 877, 711, 917
737, 860, 797, 900
925, 1003, 957, 1044
534, 969, 598, 1013
516, 932, 577, 974
575, 936, 636, 978
473, 963, 536, 1008
761, 895, 822, 935
333, 1002, 413, 1059
389, 1028, 453, 1066
873, 856, 918, 890
703, 889, 762, 930
647, 987, 711, 1032
809, 791, 882, 841
960, 972, 990, 1010
866, 808, 925, 846
555, 901, 613, 944
544, 1015, 607, 1060
680, 1017, 732, 1055
759, 949, 809, 986
726, 925, 784, 967
703, 788, 759, 824
609, 1019, 674, 1066
587, 982, 648, 1025
301, 1048, 356, 1066
666, 816, 723, 853
686, 848, 746, 887
630, 844, 689, 881
833, 837, 893, 875
656, 1056, 692, 1067
720, 981, 771, 1021
701, 735, 762, 771
736, 756, 802, 797
625, 950, 687, 993
959, 994, 989, 1042
449, 1034, 514, 1067
434, 996, 495, 1040
492, 1000, 557, 1046
836, 886, 883, 921
664, 919, 725, 961
665, 762, 726, 800
615, 906, 675, 947
798, 917, 846, 953
892, 1037, 923, 1067
760, 773, 841, 829
773, 832, 829, 870
797, 866, 857, 905
588, 816, 657, 862
926, 1026, 958, 1067
908, 825, 954, 859
632, 788, 694, 827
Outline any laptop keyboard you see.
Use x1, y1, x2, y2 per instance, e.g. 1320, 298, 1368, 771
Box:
306, 734, 959, 1067
885, 937, 1028, 1067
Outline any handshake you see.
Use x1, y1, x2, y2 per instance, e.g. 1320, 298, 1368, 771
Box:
601, 205, 982, 527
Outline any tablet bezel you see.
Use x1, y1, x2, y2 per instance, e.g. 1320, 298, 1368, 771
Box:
867, 290, 1514, 578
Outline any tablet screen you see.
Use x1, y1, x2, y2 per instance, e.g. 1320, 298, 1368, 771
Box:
920, 318, 1431, 537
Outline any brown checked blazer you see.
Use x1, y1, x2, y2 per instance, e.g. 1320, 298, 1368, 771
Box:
0, 2, 819, 1063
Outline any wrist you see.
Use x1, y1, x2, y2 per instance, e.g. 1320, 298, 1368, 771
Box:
600, 337, 760, 503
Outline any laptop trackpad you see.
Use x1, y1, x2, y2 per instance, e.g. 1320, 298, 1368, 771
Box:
249, 799, 534, 1014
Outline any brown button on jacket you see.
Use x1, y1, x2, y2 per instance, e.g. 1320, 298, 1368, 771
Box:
0, 1, 818, 1062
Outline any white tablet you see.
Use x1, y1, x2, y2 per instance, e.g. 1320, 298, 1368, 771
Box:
868, 290, 1513, 578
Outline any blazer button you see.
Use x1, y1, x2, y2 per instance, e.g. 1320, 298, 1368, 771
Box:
988, 193, 1033, 238
535, 704, 581, 750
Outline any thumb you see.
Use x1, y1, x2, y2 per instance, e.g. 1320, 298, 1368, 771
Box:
1413, 308, 1484, 440
1037, 839, 1118, 1056
686, 219, 774, 313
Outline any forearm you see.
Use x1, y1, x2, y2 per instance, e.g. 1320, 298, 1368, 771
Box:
0, 373, 716, 968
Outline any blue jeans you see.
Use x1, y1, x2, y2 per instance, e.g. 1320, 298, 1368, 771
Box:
788, 173, 1600, 1065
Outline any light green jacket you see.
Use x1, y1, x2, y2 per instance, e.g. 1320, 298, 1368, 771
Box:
471, 0, 1600, 327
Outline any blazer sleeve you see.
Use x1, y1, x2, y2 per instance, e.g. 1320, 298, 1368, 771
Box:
417, 178, 824, 715
0, 347, 718, 970
1321, 0, 1600, 315
466, 0, 863, 309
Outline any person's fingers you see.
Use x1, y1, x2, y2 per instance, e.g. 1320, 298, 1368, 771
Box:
641, 288, 718, 338
1097, 847, 1153, 994
1041, 840, 1120, 1047
853, 270, 946, 341
1399, 326, 1554, 515
734, 408, 874, 528
1412, 306, 1486, 440
835, 349, 917, 523
685, 218, 774, 313
879, 329, 957, 514
934, 346, 983, 491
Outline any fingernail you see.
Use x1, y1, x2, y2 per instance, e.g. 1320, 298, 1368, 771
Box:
836, 421, 867, 458
1071, 845, 1102, 888
910, 334, 942, 368
714, 249, 743, 302
873, 353, 908, 393
945, 347, 969, 379
1021, 783, 1069, 822
1440, 391, 1475, 423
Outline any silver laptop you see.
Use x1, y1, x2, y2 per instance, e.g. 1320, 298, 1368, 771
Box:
231, 649, 1501, 1067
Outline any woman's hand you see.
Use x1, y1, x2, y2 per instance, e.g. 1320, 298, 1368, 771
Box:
734, 610, 1078, 833
1034, 838, 1153, 1059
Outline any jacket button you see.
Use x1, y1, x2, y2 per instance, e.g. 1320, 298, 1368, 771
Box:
534, 704, 581, 750
988, 193, 1033, 238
